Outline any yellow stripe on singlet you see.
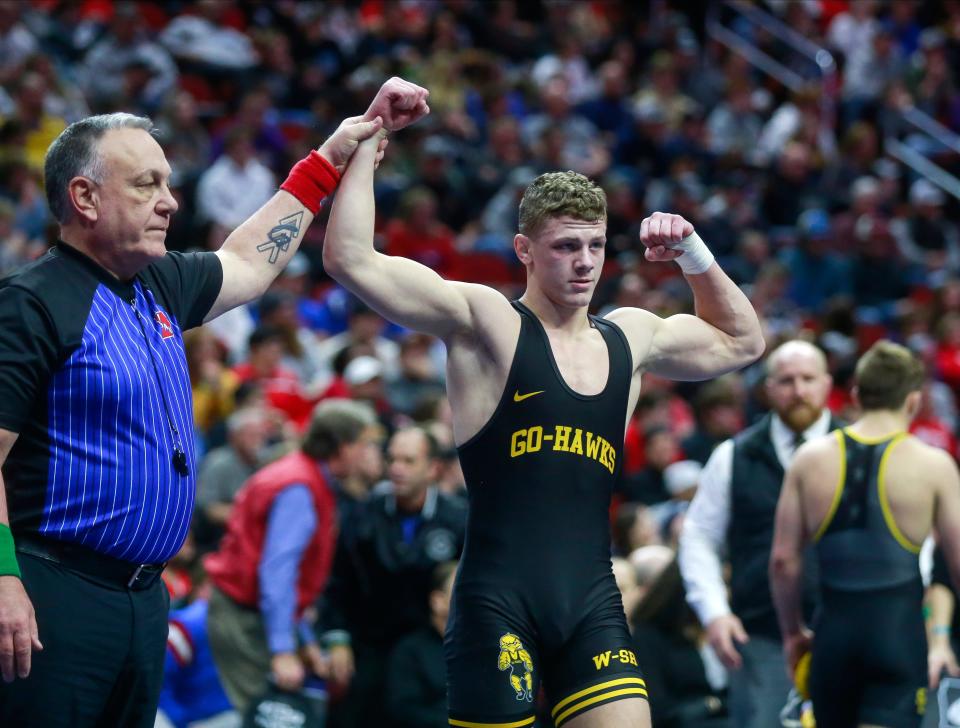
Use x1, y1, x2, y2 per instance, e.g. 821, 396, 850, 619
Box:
554, 687, 649, 726
876, 432, 922, 554
842, 427, 903, 445
812, 430, 846, 542
449, 717, 536, 728
551, 676, 647, 718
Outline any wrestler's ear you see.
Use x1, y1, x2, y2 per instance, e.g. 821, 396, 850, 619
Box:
515, 234, 533, 265
905, 389, 922, 418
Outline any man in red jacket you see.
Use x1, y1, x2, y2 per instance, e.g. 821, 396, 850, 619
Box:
204, 398, 379, 712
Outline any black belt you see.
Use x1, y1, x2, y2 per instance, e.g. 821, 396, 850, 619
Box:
15, 534, 166, 591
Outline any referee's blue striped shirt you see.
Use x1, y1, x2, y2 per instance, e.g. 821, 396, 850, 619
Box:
0, 243, 223, 564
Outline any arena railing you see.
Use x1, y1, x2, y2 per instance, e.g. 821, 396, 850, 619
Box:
706, 0, 960, 202
705, 0, 837, 126
886, 109, 960, 201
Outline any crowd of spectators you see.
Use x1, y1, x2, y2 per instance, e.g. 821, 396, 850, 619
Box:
3, 0, 960, 726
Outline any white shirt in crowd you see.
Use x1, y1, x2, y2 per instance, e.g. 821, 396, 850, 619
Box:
678, 410, 833, 628
196, 155, 276, 231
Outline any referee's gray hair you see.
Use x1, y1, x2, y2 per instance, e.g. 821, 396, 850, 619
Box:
44, 113, 155, 223
302, 399, 377, 461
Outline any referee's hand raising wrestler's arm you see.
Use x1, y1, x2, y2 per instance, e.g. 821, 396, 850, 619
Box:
205, 115, 384, 322
205, 78, 430, 324
0, 428, 42, 682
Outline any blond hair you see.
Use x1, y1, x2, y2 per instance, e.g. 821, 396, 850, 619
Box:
518, 171, 606, 237
854, 340, 924, 411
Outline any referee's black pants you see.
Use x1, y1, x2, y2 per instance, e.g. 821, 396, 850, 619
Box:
0, 552, 169, 727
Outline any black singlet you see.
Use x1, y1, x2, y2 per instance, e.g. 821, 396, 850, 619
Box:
447, 301, 646, 728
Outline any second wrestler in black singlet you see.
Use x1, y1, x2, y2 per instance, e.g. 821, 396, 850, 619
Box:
809, 428, 927, 728
447, 301, 647, 728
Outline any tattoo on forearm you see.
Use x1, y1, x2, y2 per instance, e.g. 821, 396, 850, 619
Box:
257, 211, 304, 264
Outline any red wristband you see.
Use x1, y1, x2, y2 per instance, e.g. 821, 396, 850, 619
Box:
280, 150, 341, 215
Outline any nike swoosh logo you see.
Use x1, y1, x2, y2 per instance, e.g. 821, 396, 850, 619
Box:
513, 390, 544, 402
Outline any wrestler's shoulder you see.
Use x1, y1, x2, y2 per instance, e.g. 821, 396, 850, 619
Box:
446, 282, 519, 347
602, 306, 660, 357
449, 281, 516, 320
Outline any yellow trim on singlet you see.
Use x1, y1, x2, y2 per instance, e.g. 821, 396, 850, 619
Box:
449, 717, 536, 728
876, 432, 922, 554
842, 427, 904, 445
551, 676, 647, 718
553, 687, 649, 726
812, 430, 846, 542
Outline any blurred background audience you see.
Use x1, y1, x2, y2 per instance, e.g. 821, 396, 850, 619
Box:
4, 0, 960, 725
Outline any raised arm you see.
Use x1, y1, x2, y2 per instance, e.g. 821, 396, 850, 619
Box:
608, 213, 764, 380
205, 78, 430, 322
205, 115, 382, 321
322, 130, 497, 340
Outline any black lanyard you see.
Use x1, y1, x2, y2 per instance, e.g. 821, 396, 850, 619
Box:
129, 290, 189, 477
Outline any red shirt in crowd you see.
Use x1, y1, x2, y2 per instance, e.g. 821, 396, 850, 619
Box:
384, 218, 459, 279
204, 450, 338, 616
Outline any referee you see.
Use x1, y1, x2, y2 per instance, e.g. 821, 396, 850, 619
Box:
0, 80, 429, 727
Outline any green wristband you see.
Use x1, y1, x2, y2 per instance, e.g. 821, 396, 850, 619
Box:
322, 630, 351, 648
0, 524, 21, 579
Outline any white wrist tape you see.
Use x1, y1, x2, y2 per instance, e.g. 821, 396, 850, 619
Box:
673, 231, 714, 275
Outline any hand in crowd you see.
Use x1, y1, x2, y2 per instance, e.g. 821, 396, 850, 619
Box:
271, 651, 306, 692
327, 643, 355, 688
928, 641, 960, 690
0, 576, 42, 682
364, 77, 430, 132
638, 212, 694, 263
301, 642, 329, 680
705, 613, 749, 671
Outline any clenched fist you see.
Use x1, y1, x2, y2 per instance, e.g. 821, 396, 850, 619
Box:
639, 212, 694, 263
364, 77, 430, 132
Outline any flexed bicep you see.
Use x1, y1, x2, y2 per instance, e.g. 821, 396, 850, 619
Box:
646, 312, 755, 380
606, 306, 753, 382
